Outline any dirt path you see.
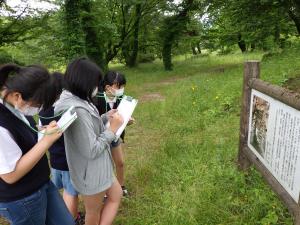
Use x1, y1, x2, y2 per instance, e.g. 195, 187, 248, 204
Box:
140, 64, 239, 103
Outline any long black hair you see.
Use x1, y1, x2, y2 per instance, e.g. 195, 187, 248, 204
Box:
0, 63, 59, 110
100, 70, 126, 92
64, 57, 103, 101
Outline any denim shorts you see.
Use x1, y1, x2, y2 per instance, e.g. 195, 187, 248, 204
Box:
0, 181, 74, 225
51, 168, 78, 196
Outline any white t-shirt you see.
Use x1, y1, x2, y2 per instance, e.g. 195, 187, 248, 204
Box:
0, 99, 26, 175
0, 127, 22, 175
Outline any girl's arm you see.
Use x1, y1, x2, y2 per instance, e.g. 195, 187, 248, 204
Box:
0, 122, 61, 184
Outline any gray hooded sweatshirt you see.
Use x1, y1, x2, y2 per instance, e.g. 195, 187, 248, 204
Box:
54, 90, 116, 195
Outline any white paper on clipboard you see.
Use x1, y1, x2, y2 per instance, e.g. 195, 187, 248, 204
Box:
115, 96, 138, 139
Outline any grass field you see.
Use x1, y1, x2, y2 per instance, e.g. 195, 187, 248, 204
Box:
113, 48, 300, 225
1, 48, 300, 225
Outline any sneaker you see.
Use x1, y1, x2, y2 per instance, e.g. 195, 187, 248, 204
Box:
121, 186, 129, 197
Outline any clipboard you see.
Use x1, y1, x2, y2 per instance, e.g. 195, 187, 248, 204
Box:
38, 106, 77, 140
57, 106, 78, 132
115, 95, 138, 139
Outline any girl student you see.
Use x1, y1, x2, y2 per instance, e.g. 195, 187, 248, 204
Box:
54, 58, 123, 225
94, 71, 134, 196
38, 72, 83, 224
0, 64, 75, 225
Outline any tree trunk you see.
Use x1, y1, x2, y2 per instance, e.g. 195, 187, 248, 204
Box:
250, 43, 256, 51
288, 10, 300, 35
81, 0, 108, 71
162, 42, 173, 70
197, 41, 201, 54
127, 4, 142, 68
108, 3, 132, 65
274, 25, 280, 43
161, 0, 194, 70
238, 33, 247, 53
281, 0, 300, 35
121, 4, 130, 65
191, 44, 197, 55
64, 0, 85, 60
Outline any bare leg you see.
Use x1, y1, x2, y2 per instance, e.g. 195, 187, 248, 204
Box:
82, 192, 105, 225
63, 190, 79, 219
112, 144, 125, 186
99, 181, 122, 225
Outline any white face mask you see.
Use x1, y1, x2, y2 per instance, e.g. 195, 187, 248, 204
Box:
112, 87, 124, 97
16, 105, 40, 116
92, 87, 98, 97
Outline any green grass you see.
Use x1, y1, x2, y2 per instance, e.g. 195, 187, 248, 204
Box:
113, 49, 300, 225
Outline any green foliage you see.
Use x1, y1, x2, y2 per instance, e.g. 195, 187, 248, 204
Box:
205, 0, 298, 52
0, 4, 51, 46
0, 9, 69, 69
0, 0, 299, 71
0, 49, 22, 65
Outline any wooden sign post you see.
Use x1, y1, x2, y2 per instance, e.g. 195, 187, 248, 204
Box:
238, 61, 260, 170
238, 61, 300, 224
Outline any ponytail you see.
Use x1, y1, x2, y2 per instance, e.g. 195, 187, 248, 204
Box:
0, 64, 20, 88
40, 72, 64, 110
0, 63, 58, 109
